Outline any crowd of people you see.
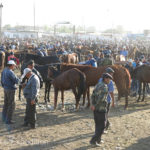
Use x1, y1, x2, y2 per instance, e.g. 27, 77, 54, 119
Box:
1, 36, 150, 147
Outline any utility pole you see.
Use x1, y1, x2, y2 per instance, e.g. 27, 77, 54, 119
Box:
33, 1, 35, 31
0, 3, 3, 43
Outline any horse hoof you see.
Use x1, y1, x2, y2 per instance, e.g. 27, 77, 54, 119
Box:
136, 100, 140, 102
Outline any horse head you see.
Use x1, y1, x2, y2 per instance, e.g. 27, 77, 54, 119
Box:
47, 66, 60, 80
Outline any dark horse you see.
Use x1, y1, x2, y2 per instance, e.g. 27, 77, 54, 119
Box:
47, 67, 86, 110
21, 53, 60, 65
131, 64, 150, 102
19, 63, 59, 103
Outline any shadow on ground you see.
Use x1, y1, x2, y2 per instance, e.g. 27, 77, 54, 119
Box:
11, 132, 93, 150
124, 136, 150, 150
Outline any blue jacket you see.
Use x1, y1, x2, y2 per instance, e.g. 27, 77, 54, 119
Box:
85, 58, 97, 67
1, 68, 19, 90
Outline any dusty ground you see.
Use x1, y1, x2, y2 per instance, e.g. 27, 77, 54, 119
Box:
0, 70, 150, 150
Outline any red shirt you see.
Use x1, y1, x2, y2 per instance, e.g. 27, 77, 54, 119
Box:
8, 55, 19, 65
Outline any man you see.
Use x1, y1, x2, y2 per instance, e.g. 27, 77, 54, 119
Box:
98, 67, 115, 130
23, 68, 40, 129
21, 60, 43, 89
120, 46, 128, 60
101, 53, 113, 66
84, 54, 97, 67
37, 49, 44, 56
125, 59, 134, 75
8, 52, 20, 66
1, 60, 19, 124
90, 73, 113, 147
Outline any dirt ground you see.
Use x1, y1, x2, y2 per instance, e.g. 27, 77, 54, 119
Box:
0, 70, 150, 150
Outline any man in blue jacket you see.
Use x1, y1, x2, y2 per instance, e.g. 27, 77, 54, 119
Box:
1, 60, 19, 124
22, 68, 40, 129
85, 54, 97, 67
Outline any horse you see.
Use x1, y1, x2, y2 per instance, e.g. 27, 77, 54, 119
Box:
0, 51, 5, 71
21, 53, 60, 65
47, 67, 86, 110
60, 63, 131, 109
60, 53, 78, 64
131, 64, 150, 102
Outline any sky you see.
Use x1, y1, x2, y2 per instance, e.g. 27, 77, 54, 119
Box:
1, 0, 150, 32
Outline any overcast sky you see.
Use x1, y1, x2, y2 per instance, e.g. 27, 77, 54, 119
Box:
1, 0, 150, 32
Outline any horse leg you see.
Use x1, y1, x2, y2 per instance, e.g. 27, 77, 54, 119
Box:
61, 90, 64, 110
47, 82, 51, 102
137, 81, 141, 102
82, 86, 87, 106
54, 88, 58, 110
86, 87, 90, 108
116, 92, 121, 106
71, 86, 79, 109
44, 82, 48, 103
18, 85, 22, 101
142, 82, 146, 101
124, 94, 128, 109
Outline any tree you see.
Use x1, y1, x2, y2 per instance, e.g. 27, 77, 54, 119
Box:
3, 24, 11, 30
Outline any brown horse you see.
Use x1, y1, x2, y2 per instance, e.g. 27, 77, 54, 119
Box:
131, 64, 150, 102
60, 53, 78, 64
48, 67, 86, 110
61, 63, 131, 109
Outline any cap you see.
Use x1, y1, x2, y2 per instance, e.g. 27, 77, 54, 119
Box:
105, 67, 114, 73
88, 54, 93, 58
22, 68, 32, 78
7, 60, 16, 65
102, 73, 113, 80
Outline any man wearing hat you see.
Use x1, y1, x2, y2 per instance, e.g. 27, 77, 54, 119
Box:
98, 67, 115, 130
84, 54, 97, 67
1, 60, 19, 124
23, 68, 40, 129
90, 73, 113, 146
8, 51, 20, 66
21, 60, 43, 89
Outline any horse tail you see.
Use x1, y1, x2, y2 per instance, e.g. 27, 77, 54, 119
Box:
77, 72, 86, 99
